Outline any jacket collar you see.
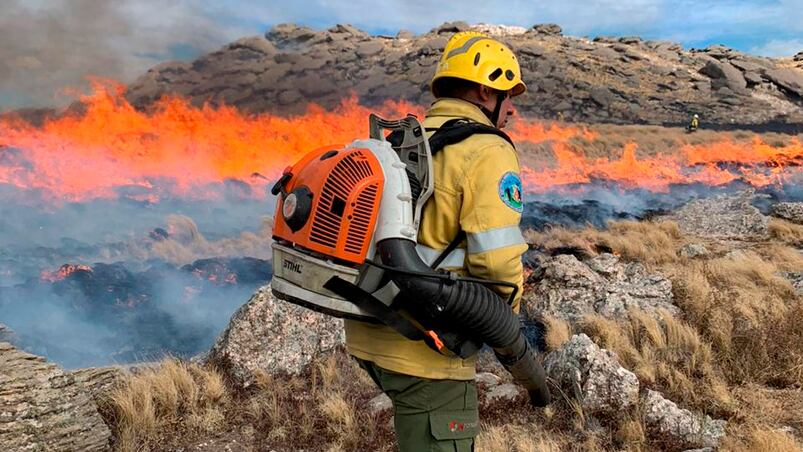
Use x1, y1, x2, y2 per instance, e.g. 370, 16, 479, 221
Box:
425, 98, 495, 127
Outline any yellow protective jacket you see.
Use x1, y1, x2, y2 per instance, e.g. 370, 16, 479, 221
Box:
344, 98, 528, 380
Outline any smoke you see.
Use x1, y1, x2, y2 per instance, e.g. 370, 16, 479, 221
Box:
0, 0, 244, 109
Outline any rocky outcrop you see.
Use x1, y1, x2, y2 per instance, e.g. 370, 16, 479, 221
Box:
124, 22, 803, 126
666, 190, 769, 239
70, 366, 126, 401
642, 389, 727, 449
523, 253, 677, 323
771, 201, 803, 225
544, 334, 640, 414
205, 284, 344, 388
0, 322, 15, 343
0, 342, 111, 451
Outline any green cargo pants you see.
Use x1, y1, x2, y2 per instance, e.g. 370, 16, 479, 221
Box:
356, 358, 478, 452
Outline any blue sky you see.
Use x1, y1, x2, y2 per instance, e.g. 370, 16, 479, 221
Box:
1, 0, 801, 109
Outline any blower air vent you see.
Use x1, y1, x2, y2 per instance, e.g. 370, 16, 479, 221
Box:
310, 150, 376, 253
345, 184, 379, 254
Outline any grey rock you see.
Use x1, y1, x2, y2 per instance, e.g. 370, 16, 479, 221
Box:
642, 389, 727, 449
590, 86, 615, 107
771, 202, 803, 224
356, 41, 384, 58
70, 366, 126, 401
702, 44, 734, 60
433, 21, 470, 34
484, 383, 523, 403
396, 29, 414, 39
366, 392, 392, 415
699, 60, 748, 94
744, 71, 763, 85
730, 58, 765, 73
795, 51, 803, 62
531, 24, 563, 36
619, 36, 642, 45
226, 36, 277, 56
524, 253, 677, 323
667, 190, 769, 239
679, 243, 709, 258
328, 23, 366, 38
545, 334, 640, 414
779, 272, 803, 295
0, 322, 15, 343
592, 46, 620, 60
0, 342, 111, 451
265, 23, 322, 50
206, 284, 344, 388
764, 68, 803, 97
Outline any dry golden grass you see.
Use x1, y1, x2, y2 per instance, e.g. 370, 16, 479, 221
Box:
477, 424, 569, 452
721, 426, 803, 451
543, 316, 572, 351
100, 359, 230, 451
526, 220, 683, 268
769, 218, 803, 247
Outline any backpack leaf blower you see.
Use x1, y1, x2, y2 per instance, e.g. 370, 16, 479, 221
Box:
270, 114, 550, 406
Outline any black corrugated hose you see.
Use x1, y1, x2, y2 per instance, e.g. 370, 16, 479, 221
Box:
375, 239, 551, 407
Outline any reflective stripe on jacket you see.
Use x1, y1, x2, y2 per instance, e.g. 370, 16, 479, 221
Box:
345, 98, 528, 380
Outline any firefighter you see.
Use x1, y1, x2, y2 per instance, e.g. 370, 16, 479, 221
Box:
689, 113, 699, 132
345, 31, 530, 451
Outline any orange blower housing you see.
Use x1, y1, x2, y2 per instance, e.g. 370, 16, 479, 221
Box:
273, 146, 385, 265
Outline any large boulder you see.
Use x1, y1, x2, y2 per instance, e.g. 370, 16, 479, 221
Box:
206, 284, 344, 388
666, 190, 768, 239
642, 389, 727, 449
544, 334, 640, 414
764, 68, 803, 97
699, 60, 748, 94
523, 253, 676, 323
0, 342, 111, 451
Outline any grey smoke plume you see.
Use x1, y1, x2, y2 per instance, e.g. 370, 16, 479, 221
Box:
0, 0, 244, 109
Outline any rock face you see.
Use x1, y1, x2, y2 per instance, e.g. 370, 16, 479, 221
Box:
123, 22, 803, 127
544, 334, 640, 414
642, 389, 727, 449
0, 342, 111, 451
206, 284, 344, 387
771, 202, 803, 225
666, 190, 769, 239
523, 253, 677, 323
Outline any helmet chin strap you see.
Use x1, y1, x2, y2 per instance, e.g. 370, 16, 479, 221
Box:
476, 90, 508, 128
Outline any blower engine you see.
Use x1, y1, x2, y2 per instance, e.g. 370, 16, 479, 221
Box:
271, 115, 550, 407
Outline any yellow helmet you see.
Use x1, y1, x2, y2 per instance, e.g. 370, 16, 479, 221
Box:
431, 31, 526, 98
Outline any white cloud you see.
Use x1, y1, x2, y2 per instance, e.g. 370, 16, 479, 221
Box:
750, 38, 803, 56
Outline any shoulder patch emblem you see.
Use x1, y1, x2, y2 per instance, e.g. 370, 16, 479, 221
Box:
498, 171, 523, 213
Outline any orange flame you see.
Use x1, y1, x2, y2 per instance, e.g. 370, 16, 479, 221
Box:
40, 264, 93, 282
2, 80, 801, 201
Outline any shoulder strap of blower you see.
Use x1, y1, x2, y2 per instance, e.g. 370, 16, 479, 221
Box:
423, 118, 514, 268
426, 118, 515, 154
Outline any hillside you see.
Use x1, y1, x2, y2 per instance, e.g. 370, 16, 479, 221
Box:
125, 22, 803, 128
